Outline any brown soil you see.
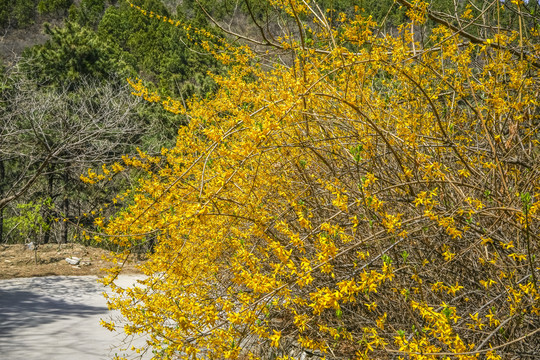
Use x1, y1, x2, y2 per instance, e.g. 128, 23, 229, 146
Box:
0, 243, 143, 279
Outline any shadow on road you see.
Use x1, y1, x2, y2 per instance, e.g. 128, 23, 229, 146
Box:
0, 275, 149, 360
0, 276, 107, 335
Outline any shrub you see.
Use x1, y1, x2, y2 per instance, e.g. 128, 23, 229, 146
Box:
97, 1, 540, 359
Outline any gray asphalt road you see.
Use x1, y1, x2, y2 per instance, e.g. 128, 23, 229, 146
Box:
0, 275, 149, 360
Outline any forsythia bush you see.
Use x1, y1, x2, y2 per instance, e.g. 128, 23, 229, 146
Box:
93, 0, 540, 359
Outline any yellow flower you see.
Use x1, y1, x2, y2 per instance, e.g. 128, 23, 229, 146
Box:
270, 330, 281, 347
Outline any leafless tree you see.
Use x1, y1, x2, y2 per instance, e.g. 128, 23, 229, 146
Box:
0, 65, 143, 244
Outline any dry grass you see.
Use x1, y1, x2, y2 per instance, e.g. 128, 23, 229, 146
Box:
0, 243, 142, 279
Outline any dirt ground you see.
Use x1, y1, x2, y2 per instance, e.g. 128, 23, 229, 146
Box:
0, 243, 142, 279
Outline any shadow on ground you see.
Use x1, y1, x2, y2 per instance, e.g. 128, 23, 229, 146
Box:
0, 275, 149, 360
0, 276, 106, 334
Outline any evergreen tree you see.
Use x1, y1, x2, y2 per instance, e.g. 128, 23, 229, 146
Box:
22, 21, 134, 87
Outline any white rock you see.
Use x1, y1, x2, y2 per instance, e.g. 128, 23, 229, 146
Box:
65, 257, 81, 265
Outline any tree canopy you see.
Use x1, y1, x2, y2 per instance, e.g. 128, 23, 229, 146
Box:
22, 21, 134, 86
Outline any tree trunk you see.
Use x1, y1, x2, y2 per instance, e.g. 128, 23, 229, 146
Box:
61, 166, 69, 244
42, 164, 55, 244
0, 160, 4, 244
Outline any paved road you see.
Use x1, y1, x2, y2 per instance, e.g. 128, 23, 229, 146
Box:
0, 275, 149, 360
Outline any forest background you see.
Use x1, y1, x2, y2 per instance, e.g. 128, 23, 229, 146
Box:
1, 0, 540, 360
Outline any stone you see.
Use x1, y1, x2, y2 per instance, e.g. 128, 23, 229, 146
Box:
65, 257, 81, 265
